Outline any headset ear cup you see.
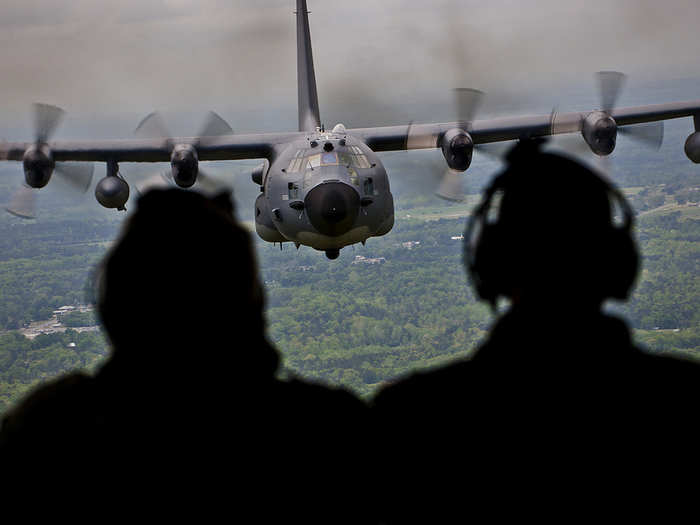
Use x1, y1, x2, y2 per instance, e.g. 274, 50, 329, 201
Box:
606, 229, 639, 299
470, 223, 510, 303
591, 184, 639, 301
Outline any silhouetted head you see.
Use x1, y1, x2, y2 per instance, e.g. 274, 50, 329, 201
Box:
94, 188, 278, 375
465, 140, 639, 311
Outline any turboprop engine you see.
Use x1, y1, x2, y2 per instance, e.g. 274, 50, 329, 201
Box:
582, 111, 617, 156
23, 144, 54, 188
170, 144, 199, 188
440, 128, 474, 171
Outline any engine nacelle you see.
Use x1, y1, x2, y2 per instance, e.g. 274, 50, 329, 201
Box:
23, 144, 54, 188
254, 193, 285, 242
685, 131, 700, 163
440, 128, 474, 171
251, 160, 270, 186
582, 111, 617, 156
95, 176, 130, 210
170, 144, 199, 188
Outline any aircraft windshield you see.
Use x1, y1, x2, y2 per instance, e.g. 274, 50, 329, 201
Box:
321, 152, 338, 165
288, 147, 371, 173
308, 154, 321, 168
339, 146, 371, 169
286, 150, 305, 173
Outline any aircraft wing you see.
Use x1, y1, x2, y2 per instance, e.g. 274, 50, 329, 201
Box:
0, 131, 304, 163
347, 99, 700, 152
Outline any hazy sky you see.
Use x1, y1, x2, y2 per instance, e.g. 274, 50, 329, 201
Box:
0, 0, 699, 136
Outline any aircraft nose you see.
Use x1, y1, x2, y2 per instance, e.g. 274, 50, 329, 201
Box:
305, 181, 360, 236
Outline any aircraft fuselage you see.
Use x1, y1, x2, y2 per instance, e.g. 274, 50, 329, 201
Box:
255, 125, 394, 258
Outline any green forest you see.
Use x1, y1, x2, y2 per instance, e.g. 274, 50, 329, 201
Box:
0, 116, 699, 413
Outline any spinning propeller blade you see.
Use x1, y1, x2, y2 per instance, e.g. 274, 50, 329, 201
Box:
553, 71, 664, 179
33, 103, 65, 144
55, 162, 95, 193
133, 111, 235, 196
6, 104, 94, 218
597, 71, 626, 114
5, 185, 38, 219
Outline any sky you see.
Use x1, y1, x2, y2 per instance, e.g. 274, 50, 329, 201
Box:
0, 0, 699, 137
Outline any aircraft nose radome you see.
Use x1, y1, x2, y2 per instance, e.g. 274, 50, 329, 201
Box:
305, 181, 360, 236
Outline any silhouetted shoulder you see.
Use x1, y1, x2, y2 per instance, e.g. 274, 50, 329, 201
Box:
372, 359, 473, 413
0, 372, 95, 458
281, 377, 368, 409
375, 312, 700, 411
624, 347, 700, 397
272, 377, 369, 429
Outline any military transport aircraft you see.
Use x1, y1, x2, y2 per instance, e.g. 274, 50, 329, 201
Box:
3, 0, 700, 259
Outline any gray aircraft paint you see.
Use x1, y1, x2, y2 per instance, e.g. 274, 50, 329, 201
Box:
296, 0, 321, 133
2, 1, 700, 259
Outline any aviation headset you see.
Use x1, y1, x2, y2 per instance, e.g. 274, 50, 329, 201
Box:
464, 139, 639, 307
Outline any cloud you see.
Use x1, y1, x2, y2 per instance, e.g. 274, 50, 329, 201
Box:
0, 0, 697, 134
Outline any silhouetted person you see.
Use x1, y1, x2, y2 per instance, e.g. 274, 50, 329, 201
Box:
372, 140, 700, 523
0, 189, 372, 523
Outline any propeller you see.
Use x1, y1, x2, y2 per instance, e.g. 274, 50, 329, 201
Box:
409, 9, 523, 203
598, 71, 625, 114
5, 104, 94, 219
134, 110, 234, 147
551, 71, 664, 178
598, 71, 664, 148
405, 87, 512, 202
5, 185, 38, 219
133, 110, 234, 194
34, 103, 65, 144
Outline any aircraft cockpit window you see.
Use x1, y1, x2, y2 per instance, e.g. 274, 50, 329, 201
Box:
353, 154, 371, 169
287, 150, 305, 173
321, 152, 338, 165
307, 153, 322, 169
339, 147, 371, 169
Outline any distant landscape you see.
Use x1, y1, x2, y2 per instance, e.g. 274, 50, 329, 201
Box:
1, 82, 699, 414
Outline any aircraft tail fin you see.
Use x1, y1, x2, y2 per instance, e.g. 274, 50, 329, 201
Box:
296, 0, 321, 132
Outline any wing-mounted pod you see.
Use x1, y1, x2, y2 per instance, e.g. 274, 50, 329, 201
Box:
254, 192, 286, 242
685, 132, 700, 163
251, 159, 270, 186
95, 160, 129, 211
685, 116, 700, 163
